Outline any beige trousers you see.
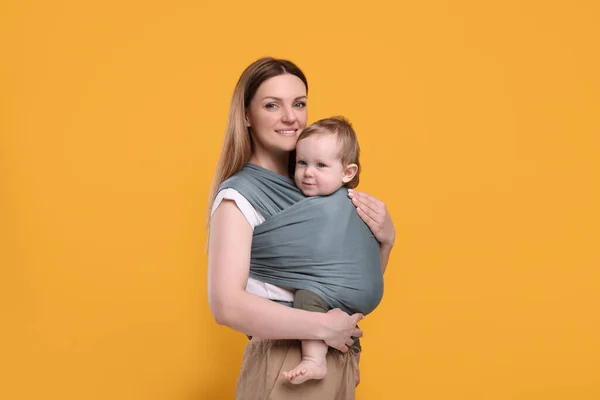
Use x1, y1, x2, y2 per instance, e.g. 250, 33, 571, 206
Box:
236, 339, 357, 400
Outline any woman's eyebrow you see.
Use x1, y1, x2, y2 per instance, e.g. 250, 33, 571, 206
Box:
260, 96, 307, 101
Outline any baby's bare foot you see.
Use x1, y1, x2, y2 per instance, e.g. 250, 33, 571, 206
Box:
281, 356, 327, 385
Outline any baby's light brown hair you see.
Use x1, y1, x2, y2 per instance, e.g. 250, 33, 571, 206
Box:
297, 116, 361, 189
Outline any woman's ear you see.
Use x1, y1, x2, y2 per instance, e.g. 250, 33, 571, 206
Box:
342, 164, 359, 184
245, 111, 251, 127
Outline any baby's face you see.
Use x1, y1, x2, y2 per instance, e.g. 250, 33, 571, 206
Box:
294, 134, 346, 196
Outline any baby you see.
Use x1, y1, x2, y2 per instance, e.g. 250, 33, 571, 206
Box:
282, 116, 362, 385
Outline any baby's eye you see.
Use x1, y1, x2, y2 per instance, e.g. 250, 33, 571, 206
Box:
297, 160, 307, 165
317, 163, 326, 168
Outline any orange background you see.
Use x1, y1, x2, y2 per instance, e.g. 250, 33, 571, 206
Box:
1, 1, 599, 399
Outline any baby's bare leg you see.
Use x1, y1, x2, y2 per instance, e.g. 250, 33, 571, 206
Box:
281, 339, 328, 384
282, 290, 330, 384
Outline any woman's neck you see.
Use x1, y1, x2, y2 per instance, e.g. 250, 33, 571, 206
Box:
249, 150, 290, 177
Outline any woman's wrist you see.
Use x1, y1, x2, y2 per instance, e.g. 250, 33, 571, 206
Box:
313, 311, 329, 341
380, 240, 394, 253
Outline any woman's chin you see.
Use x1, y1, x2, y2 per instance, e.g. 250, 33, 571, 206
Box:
276, 140, 299, 153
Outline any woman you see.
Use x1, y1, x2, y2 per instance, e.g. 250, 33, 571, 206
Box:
208, 57, 395, 399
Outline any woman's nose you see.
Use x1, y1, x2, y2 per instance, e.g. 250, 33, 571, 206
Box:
281, 106, 297, 123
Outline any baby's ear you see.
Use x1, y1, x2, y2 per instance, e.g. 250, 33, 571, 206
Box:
342, 164, 359, 184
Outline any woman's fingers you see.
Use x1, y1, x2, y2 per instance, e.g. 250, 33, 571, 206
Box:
351, 190, 383, 214
349, 192, 383, 225
349, 190, 381, 214
323, 309, 365, 352
349, 191, 385, 226
348, 189, 396, 246
351, 313, 364, 338
352, 312, 364, 323
356, 206, 377, 228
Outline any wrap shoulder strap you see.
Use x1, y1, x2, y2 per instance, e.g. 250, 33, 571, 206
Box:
218, 164, 305, 218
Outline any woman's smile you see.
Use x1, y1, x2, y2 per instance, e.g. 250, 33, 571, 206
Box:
275, 129, 298, 136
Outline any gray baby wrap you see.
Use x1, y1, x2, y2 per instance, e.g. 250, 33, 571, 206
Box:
219, 164, 383, 315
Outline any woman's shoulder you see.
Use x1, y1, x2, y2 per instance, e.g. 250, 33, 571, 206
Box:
220, 169, 251, 189
221, 164, 297, 193
212, 188, 265, 228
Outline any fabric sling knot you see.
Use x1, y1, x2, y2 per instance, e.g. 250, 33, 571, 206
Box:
219, 164, 384, 315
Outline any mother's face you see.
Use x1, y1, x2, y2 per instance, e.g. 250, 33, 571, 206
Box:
246, 74, 308, 154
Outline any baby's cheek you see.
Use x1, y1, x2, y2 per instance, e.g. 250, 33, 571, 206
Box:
293, 174, 302, 188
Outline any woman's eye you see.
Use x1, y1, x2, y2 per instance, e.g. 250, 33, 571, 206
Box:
265, 103, 277, 109
294, 101, 306, 108
317, 163, 326, 168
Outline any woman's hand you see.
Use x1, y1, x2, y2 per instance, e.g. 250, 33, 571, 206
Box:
348, 189, 396, 248
322, 308, 363, 353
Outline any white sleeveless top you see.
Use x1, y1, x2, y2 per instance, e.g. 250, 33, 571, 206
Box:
211, 188, 295, 302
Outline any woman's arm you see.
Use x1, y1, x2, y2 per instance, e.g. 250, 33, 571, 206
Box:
208, 200, 363, 352
379, 243, 394, 274
347, 189, 396, 273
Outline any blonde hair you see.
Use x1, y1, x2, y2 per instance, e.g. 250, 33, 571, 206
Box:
208, 57, 308, 224
297, 116, 361, 188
